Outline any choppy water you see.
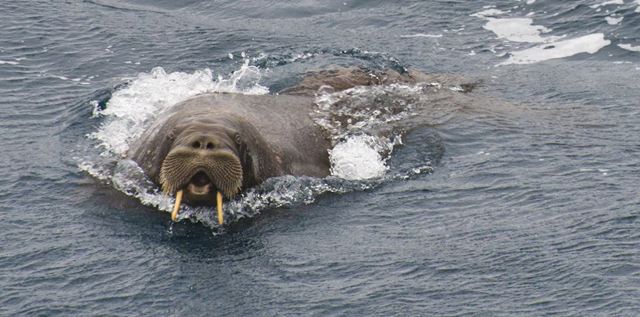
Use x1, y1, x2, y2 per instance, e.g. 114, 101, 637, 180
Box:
2, 0, 639, 316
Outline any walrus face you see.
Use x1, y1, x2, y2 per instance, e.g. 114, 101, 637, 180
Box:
159, 123, 244, 206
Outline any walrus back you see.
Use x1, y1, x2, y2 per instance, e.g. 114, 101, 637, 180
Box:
128, 92, 331, 183
174, 93, 332, 178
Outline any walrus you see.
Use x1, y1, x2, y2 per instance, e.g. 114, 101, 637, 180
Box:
127, 66, 472, 223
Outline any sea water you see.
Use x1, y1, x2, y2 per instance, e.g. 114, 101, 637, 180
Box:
1, 0, 639, 315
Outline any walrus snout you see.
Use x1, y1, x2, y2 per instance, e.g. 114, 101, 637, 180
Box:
187, 135, 218, 151
159, 147, 243, 200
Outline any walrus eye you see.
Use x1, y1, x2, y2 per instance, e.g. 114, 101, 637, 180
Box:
234, 133, 242, 145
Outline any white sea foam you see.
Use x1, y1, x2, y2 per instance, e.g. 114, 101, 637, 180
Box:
618, 44, 640, 52
499, 33, 611, 65
605, 16, 623, 25
400, 34, 443, 38
483, 18, 557, 43
590, 0, 623, 9
470, 9, 509, 18
471, 7, 614, 65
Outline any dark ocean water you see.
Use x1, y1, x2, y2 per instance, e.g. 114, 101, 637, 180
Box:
1, 0, 640, 316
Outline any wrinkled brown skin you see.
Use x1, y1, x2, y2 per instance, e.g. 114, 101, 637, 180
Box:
128, 93, 331, 203
278, 66, 477, 95
127, 66, 452, 205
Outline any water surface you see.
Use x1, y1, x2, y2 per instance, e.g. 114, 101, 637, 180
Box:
1, 0, 639, 315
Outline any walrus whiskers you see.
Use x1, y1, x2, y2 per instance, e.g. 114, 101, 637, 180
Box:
171, 190, 183, 221
217, 191, 223, 225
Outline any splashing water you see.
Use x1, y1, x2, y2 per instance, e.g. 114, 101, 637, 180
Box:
89, 61, 268, 157
313, 84, 425, 143
329, 135, 389, 180
80, 63, 436, 228
313, 84, 434, 180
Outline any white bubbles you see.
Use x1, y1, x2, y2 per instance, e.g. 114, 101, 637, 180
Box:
329, 135, 389, 180
312, 84, 427, 180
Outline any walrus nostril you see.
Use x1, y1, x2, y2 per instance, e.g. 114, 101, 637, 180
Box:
192, 141, 201, 149
206, 142, 214, 149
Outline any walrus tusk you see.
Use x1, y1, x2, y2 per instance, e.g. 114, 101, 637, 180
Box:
217, 191, 224, 225
171, 190, 183, 221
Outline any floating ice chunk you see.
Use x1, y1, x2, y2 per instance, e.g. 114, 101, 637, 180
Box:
499, 33, 611, 66
527, 0, 536, 4
605, 16, 623, 25
618, 44, 640, 52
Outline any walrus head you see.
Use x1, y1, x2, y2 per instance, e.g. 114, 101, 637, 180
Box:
159, 121, 248, 223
